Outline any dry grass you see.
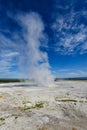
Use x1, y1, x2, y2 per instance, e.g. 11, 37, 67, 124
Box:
0, 95, 3, 98
38, 126, 48, 130
72, 128, 77, 130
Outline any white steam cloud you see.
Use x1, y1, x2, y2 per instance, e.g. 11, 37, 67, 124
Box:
18, 12, 55, 86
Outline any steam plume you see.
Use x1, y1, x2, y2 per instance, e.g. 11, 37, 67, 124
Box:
19, 12, 55, 86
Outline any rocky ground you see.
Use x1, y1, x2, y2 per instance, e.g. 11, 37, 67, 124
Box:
0, 81, 87, 130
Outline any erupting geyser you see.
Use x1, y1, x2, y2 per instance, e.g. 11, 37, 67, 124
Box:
19, 12, 55, 86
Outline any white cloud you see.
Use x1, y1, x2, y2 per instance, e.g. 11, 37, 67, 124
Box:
67, 70, 87, 77
0, 56, 15, 75
0, 31, 25, 78
58, 69, 71, 72
56, 68, 87, 78
52, 6, 87, 55
3, 52, 19, 57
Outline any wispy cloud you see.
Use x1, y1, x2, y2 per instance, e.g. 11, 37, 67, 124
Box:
2, 52, 19, 57
52, 2, 87, 55
0, 27, 26, 78
67, 70, 87, 77
56, 69, 87, 78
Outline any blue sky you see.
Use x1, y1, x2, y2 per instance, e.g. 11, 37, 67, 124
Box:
0, 0, 87, 79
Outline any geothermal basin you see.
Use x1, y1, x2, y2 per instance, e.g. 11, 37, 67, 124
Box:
0, 80, 87, 130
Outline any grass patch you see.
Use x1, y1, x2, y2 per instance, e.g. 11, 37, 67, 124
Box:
0, 122, 5, 126
22, 101, 45, 111
0, 117, 5, 121
55, 97, 77, 102
23, 106, 31, 111
34, 101, 44, 109
59, 99, 77, 102
11, 114, 19, 119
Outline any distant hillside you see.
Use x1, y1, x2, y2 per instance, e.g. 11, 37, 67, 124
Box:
55, 77, 87, 81
0, 79, 22, 83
